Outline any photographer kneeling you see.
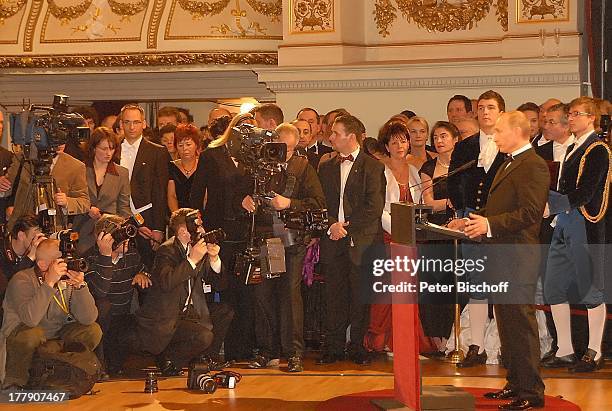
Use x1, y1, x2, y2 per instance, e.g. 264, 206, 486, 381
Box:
0, 239, 101, 389
85, 215, 150, 376
242, 123, 325, 372
134, 208, 228, 376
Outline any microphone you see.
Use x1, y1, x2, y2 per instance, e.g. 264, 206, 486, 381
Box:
409, 159, 477, 204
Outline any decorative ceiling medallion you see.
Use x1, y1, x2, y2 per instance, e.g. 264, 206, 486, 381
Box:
291, 0, 333, 33
0, 51, 278, 68
374, 0, 509, 37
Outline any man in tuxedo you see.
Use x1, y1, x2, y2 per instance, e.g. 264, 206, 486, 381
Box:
453, 111, 549, 410
535, 103, 574, 364
531, 98, 562, 147
544, 96, 611, 372
316, 114, 386, 365
298, 107, 333, 157
119, 104, 169, 268
448, 90, 507, 367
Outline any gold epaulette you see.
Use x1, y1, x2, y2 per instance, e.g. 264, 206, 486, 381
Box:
577, 141, 612, 223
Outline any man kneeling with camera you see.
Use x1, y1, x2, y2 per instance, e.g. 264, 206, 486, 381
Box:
0, 239, 101, 389
134, 208, 225, 376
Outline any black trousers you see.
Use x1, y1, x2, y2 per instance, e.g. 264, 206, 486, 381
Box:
159, 319, 213, 368
218, 240, 256, 361
495, 304, 545, 402
322, 237, 370, 356
253, 245, 306, 358
204, 302, 234, 360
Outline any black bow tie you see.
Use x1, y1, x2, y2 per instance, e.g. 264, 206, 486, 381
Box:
307, 145, 317, 154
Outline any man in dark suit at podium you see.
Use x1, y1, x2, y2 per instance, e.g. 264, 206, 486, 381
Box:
451, 111, 549, 410
448, 90, 507, 367
316, 114, 385, 366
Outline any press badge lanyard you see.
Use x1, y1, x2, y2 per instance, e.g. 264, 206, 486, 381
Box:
52, 285, 69, 315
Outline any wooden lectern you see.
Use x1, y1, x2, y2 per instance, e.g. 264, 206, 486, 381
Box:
371, 202, 475, 411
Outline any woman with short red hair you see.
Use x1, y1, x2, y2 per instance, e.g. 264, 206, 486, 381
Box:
167, 124, 201, 211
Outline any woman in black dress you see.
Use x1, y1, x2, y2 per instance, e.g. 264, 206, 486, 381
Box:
167, 124, 200, 211
418, 121, 460, 354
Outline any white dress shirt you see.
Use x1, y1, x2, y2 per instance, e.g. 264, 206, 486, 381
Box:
552, 135, 575, 162
120, 136, 143, 214
338, 147, 360, 223
556, 129, 593, 191
478, 130, 499, 172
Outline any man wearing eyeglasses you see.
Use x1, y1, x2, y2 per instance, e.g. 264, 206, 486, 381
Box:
119, 104, 170, 267
544, 96, 612, 373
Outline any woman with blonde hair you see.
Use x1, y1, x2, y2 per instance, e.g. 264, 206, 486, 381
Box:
406, 116, 437, 170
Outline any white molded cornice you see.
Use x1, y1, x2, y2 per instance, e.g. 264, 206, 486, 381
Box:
256, 57, 581, 92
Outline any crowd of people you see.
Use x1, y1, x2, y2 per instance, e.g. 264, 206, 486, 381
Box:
0, 91, 609, 400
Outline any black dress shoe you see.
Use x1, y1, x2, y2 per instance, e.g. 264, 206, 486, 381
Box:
541, 353, 576, 369
287, 356, 304, 373
570, 348, 604, 373
540, 347, 558, 364
156, 359, 184, 377
350, 352, 371, 366
498, 398, 544, 410
316, 352, 343, 365
457, 345, 487, 368
484, 388, 519, 400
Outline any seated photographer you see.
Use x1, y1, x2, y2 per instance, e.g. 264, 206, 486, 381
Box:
133, 208, 227, 376
0, 239, 101, 389
0, 144, 90, 231
242, 123, 325, 372
85, 215, 149, 375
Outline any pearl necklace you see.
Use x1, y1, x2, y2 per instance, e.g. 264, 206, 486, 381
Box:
438, 159, 450, 168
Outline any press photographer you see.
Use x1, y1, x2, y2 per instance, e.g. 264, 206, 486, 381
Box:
84, 214, 149, 376
0, 238, 101, 389
0, 95, 90, 233
240, 122, 326, 372
133, 208, 229, 376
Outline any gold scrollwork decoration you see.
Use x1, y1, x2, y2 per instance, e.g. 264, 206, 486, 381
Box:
47, 0, 93, 24
495, 0, 508, 31
373, 0, 397, 37
0, 51, 278, 68
177, 0, 230, 19
395, 0, 493, 32
245, 0, 281, 22
373, 0, 509, 35
0, 0, 27, 24
108, 0, 149, 21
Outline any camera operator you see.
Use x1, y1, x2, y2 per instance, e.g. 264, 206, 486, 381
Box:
84, 215, 149, 376
0, 144, 90, 231
133, 208, 228, 376
0, 239, 101, 389
242, 123, 325, 372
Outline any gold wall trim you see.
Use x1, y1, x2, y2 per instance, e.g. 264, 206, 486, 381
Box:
278, 31, 579, 49
147, 0, 166, 48
23, 0, 44, 52
0, 51, 278, 68
0, 4, 26, 45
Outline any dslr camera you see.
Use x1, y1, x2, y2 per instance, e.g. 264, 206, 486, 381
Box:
184, 210, 227, 245
55, 229, 89, 273
187, 362, 216, 394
